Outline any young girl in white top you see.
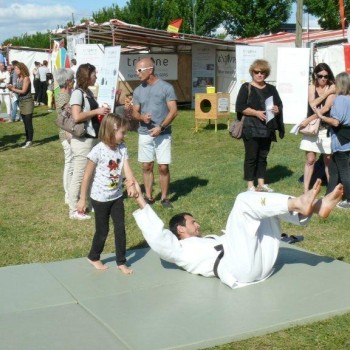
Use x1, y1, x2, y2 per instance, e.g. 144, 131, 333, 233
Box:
77, 113, 137, 274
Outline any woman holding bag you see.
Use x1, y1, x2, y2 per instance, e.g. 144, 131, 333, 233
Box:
68, 63, 111, 220
235, 59, 284, 192
299, 63, 335, 193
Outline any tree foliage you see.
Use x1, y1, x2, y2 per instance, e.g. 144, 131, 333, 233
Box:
3, 32, 51, 49
222, 0, 293, 37
304, 0, 350, 30
93, 0, 225, 36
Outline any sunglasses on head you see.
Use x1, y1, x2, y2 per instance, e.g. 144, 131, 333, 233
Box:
253, 70, 266, 75
135, 67, 153, 73
317, 74, 329, 79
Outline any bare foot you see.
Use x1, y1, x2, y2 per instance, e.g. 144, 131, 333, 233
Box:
289, 179, 322, 216
88, 259, 108, 270
317, 183, 344, 218
117, 264, 133, 275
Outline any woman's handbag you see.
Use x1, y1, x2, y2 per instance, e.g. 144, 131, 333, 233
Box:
56, 102, 86, 137
229, 116, 245, 139
299, 118, 320, 136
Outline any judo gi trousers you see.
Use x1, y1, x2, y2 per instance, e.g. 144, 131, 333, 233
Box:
217, 191, 307, 288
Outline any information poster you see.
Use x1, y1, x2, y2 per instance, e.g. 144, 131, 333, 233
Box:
216, 50, 235, 94
97, 46, 121, 108
276, 48, 310, 124
192, 44, 216, 107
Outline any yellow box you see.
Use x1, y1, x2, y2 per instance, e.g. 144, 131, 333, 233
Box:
206, 86, 216, 93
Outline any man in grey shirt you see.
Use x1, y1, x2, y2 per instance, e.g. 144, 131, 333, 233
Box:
133, 57, 177, 208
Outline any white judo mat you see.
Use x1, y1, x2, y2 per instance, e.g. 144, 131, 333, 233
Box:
1, 243, 350, 350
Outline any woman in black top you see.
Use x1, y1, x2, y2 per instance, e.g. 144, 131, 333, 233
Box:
236, 59, 284, 192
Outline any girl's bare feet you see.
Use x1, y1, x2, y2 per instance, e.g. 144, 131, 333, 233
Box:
317, 183, 344, 218
88, 259, 108, 270
117, 264, 133, 275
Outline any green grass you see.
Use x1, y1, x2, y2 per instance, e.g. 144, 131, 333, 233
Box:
1, 107, 350, 349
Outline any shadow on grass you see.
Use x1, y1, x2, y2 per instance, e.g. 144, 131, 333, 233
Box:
0, 134, 59, 152
138, 176, 209, 202
170, 176, 209, 202
202, 123, 228, 131
267, 165, 294, 184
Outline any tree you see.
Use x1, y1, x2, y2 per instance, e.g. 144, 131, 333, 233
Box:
304, 0, 350, 30
222, 0, 293, 38
92, 4, 126, 23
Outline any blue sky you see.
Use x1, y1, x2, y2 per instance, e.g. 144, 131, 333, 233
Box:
0, 0, 128, 44
0, 1, 318, 45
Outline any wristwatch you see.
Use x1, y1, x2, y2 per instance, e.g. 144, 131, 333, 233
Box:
160, 124, 166, 132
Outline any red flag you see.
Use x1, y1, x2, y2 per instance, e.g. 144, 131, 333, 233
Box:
344, 45, 350, 72
339, 0, 345, 36
167, 19, 183, 33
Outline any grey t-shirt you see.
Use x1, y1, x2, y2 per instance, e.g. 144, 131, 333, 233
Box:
133, 79, 177, 135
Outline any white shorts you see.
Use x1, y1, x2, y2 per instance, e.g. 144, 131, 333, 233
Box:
138, 133, 172, 164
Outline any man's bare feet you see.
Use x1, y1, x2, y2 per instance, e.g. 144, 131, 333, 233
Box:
289, 178, 322, 216
117, 264, 133, 275
317, 183, 344, 218
88, 259, 108, 270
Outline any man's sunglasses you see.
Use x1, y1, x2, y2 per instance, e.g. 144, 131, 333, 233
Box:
135, 67, 153, 73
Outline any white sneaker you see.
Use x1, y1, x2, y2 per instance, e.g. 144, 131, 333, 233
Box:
256, 184, 274, 192
21, 141, 32, 149
70, 211, 91, 220
247, 186, 256, 192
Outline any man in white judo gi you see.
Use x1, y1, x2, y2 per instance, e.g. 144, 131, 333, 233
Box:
131, 179, 343, 289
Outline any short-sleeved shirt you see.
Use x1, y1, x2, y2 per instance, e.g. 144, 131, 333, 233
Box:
133, 79, 177, 135
330, 95, 350, 152
70, 88, 100, 138
88, 142, 128, 202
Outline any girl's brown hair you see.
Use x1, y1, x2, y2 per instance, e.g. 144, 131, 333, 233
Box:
99, 113, 129, 147
76, 63, 96, 90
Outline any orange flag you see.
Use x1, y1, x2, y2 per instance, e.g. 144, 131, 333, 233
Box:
339, 0, 345, 36
167, 19, 183, 33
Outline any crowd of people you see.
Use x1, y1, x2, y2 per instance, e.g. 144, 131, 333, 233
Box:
2, 54, 349, 283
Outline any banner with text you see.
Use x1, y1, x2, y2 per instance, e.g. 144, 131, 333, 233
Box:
119, 54, 178, 81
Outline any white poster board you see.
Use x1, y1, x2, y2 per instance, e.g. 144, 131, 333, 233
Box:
67, 33, 86, 60
276, 48, 310, 124
97, 46, 121, 108
75, 44, 104, 74
191, 44, 216, 107
235, 45, 264, 85
119, 54, 178, 81
230, 45, 264, 110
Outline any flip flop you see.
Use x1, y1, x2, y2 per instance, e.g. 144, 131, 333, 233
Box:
281, 233, 304, 244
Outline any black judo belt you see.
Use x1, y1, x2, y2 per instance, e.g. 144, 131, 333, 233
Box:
213, 244, 224, 278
